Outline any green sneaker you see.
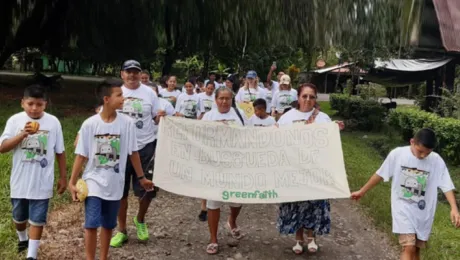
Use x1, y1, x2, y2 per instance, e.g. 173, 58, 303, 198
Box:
110, 232, 128, 248
133, 217, 149, 241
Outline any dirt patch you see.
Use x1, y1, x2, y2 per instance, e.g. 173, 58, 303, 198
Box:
39, 192, 398, 260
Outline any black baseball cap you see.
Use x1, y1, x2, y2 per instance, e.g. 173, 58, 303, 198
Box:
121, 60, 141, 71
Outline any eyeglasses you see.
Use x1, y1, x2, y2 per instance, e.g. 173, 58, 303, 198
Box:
300, 94, 317, 100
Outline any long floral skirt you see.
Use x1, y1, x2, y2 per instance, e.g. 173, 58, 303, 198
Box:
277, 200, 331, 235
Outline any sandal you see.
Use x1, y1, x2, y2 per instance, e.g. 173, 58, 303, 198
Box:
292, 240, 303, 255
227, 222, 243, 240
206, 243, 218, 255
307, 237, 319, 253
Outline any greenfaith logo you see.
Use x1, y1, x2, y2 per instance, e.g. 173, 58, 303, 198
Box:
222, 190, 278, 200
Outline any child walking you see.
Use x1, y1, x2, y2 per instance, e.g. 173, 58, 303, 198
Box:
0, 85, 67, 260
69, 79, 154, 260
351, 128, 460, 260
249, 98, 276, 127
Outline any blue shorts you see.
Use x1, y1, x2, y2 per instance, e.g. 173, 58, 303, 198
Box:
11, 199, 50, 227
84, 196, 120, 229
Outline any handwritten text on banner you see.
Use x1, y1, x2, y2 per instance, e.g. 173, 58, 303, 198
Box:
153, 117, 351, 203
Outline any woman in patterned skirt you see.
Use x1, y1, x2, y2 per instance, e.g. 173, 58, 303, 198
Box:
276, 83, 344, 255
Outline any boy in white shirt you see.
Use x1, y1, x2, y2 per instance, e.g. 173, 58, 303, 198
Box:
351, 128, 460, 260
249, 98, 276, 127
0, 85, 67, 260
69, 79, 154, 260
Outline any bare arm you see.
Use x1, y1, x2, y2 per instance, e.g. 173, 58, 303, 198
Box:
445, 190, 460, 228
351, 174, 383, 200
68, 154, 88, 201
445, 190, 459, 212
129, 151, 154, 190
266, 65, 276, 84
0, 131, 28, 153
55, 152, 68, 194
69, 155, 87, 185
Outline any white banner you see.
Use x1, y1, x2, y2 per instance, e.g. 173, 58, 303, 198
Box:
153, 117, 350, 203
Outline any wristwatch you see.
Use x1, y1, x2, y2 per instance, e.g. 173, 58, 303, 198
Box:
137, 175, 145, 180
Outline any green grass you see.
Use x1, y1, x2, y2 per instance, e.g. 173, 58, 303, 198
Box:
0, 101, 86, 259
325, 104, 460, 260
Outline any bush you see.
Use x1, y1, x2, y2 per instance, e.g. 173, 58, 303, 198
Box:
330, 94, 387, 131
356, 83, 387, 100
388, 108, 460, 164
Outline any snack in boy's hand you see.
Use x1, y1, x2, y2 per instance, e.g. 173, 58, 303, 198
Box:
27, 121, 40, 134
76, 179, 88, 202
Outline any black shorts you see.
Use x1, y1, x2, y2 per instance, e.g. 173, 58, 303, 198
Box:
123, 140, 158, 199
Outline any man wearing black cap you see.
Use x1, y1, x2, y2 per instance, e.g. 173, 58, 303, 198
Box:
110, 60, 165, 247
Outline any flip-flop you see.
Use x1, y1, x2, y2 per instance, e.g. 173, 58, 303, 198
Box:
206, 243, 218, 255
307, 237, 319, 253
292, 240, 303, 255
227, 222, 243, 240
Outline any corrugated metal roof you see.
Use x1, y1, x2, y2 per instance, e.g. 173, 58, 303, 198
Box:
433, 0, 460, 52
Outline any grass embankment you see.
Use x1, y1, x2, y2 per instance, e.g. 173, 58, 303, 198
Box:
0, 101, 86, 259
320, 102, 460, 260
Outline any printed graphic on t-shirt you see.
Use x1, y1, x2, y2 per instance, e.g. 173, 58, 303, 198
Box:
162, 95, 177, 106
21, 130, 49, 168
254, 124, 270, 127
203, 99, 213, 112
216, 119, 238, 126
183, 100, 198, 118
266, 91, 272, 105
399, 166, 429, 210
244, 92, 257, 102
292, 119, 308, 124
94, 134, 121, 173
279, 93, 293, 111
121, 97, 144, 129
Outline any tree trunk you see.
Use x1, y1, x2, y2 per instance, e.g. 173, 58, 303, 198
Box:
92, 62, 98, 76
162, 49, 174, 76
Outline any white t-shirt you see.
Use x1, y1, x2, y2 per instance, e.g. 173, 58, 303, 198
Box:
264, 90, 273, 113
153, 99, 175, 138
204, 80, 224, 88
377, 146, 455, 241
248, 115, 276, 127
271, 90, 298, 113
159, 89, 181, 105
120, 84, 159, 149
198, 92, 216, 114
271, 80, 280, 93
76, 113, 138, 201
277, 108, 331, 125
175, 93, 201, 119
235, 87, 267, 103
202, 108, 247, 126
0, 112, 65, 199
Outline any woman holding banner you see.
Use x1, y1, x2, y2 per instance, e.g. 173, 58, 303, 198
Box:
276, 83, 344, 255
202, 87, 247, 255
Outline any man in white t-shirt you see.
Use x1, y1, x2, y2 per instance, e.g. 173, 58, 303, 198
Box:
0, 85, 67, 260
110, 60, 165, 248
351, 128, 460, 260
